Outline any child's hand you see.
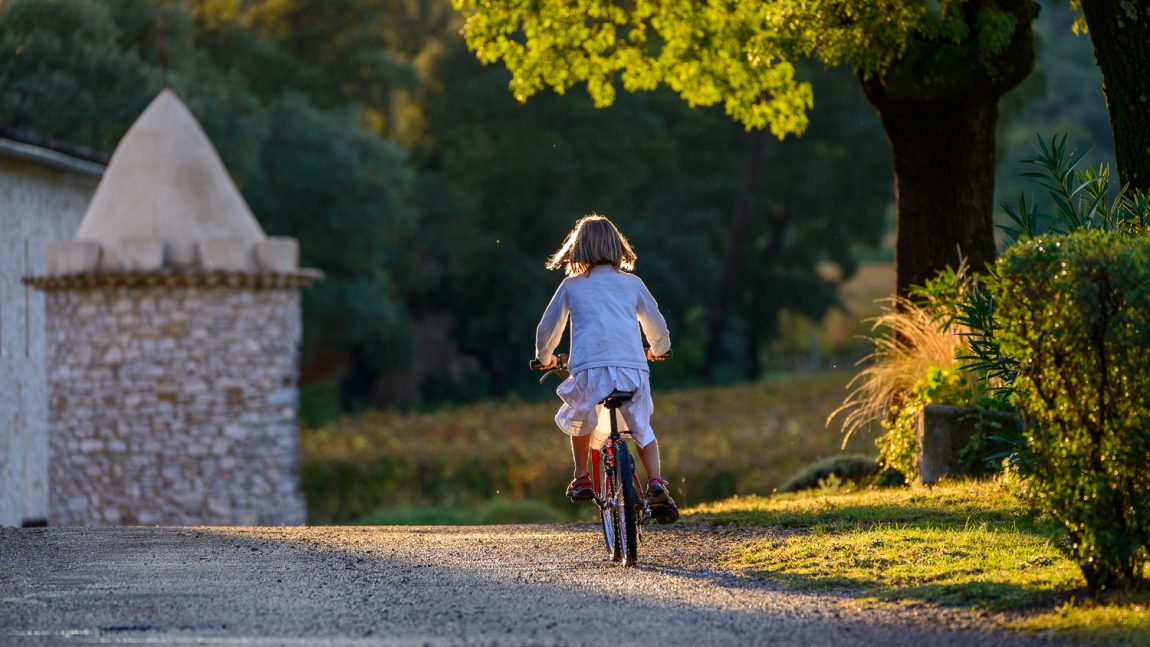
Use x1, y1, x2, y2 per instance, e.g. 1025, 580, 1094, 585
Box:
646, 348, 667, 361
538, 355, 558, 369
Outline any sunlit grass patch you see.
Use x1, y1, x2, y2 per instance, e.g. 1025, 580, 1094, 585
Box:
693, 479, 1150, 643
722, 522, 1080, 608
688, 480, 1030, 530
1012, 593, 1150, 645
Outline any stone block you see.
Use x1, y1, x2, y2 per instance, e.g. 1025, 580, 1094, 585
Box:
45, 240, 101, 274
197, 239, 249, 271
254, 237, 299, 272
917, 404, 1022, 485
164, 239, 199, 268
108, 239, 164, 271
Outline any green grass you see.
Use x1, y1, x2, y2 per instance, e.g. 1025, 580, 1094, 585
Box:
1015, 594, 1150, 645
690, 480, 1028, 530
690, 480, 1149, 642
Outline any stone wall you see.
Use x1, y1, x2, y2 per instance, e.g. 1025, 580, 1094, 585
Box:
0, 147, 100, 526
45, 285, 306, 526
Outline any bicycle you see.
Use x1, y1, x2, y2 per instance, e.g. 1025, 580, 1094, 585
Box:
530, 351, 671, 567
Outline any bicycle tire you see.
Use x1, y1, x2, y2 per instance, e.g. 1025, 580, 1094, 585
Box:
616, 440, 640, 567
598, 451, 622, 562
601, 504, 621, 562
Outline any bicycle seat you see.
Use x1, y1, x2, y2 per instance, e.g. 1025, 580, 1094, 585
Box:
600, 390, 635, 408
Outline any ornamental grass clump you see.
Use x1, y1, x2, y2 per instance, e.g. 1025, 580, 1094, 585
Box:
828, 263, 988, 480
992, 231, 1150, 590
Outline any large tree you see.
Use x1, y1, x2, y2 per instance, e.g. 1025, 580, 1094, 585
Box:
1077, 0, 1150, 192
452, 0, 1038, 296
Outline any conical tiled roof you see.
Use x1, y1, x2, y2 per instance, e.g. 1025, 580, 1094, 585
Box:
76, 89, 266, 246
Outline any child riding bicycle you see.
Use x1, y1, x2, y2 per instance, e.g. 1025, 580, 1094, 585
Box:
534, 214, 679, 524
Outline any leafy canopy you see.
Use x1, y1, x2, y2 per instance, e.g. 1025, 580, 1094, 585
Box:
451, 0, 977, 136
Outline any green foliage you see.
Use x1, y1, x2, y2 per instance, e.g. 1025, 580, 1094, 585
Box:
992, 230, 1150, 590
0, 0, 157, 149
953, 276, 1020, 406
995, 1, 1113, 211
252, 94, 416, 366
414, 47, 891, 397
778, 454, 879, 494
960, 134, 1150, 411
0, 0, 419, 391
1001, 134, 1150, 241
452, 0, 1036, 133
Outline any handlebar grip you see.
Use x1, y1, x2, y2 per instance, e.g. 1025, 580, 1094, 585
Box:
529, 359, 545, 371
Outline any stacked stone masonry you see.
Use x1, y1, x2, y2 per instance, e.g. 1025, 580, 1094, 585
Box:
45, 285, 306, 526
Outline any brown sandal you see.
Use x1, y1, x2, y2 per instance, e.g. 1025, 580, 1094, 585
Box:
646, 478, 679, 524
566, 475, 594, 502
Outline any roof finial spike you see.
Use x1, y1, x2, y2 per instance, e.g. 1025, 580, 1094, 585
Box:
156, 14, 169, 87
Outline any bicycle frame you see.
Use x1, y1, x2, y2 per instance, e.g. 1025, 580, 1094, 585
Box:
590, 434, 648, 519
589, 404, 651, 566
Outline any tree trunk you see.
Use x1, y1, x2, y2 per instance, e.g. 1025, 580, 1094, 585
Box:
702, 128, 768, 377
862, 81, 1000, 296
744, 204, 788, 381
1078, 0, 1150, 193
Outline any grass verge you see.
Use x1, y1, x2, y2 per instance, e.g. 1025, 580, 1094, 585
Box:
689, 480, 1148, 644
302, 371, 871, 523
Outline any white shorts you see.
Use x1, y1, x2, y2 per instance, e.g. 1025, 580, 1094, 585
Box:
554, 366, 656, 448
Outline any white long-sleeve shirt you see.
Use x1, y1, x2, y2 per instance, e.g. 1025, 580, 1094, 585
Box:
535, 265, 671, 374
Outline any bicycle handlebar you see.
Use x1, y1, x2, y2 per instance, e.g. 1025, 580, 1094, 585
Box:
530, 349, 672, 373
529, 353, 568, 371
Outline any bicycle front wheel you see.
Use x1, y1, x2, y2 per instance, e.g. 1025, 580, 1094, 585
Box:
597, 451, 621, 562
616, 440, 640, 567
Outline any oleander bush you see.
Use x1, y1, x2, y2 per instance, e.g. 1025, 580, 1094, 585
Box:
992, 231, 1150, 590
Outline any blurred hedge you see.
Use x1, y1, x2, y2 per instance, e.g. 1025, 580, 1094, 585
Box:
301, 371, 871, 523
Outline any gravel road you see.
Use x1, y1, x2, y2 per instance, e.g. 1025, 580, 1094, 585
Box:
1, 523, 1071, 646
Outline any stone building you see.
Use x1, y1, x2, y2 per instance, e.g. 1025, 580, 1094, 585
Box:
25, 89, 319, 526
0, 134, 104, 527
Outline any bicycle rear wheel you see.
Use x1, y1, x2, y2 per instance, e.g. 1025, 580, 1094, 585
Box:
616, 440, 640, 567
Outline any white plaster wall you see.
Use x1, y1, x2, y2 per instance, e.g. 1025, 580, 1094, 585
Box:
0, 154, 97, 526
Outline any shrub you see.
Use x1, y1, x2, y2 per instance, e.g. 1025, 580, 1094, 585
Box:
777, 454, 879, 493
958, 134, 1150, 410
993, 230, 1150, 589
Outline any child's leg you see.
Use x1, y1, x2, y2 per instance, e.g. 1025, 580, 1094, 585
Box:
571, 433, 593, 478
636, 439, 662, 482
638, 436, 677, 523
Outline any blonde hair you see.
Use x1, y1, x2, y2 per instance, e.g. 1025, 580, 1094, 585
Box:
546, 214, 637, 277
